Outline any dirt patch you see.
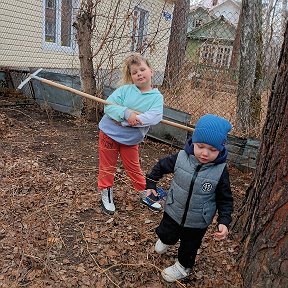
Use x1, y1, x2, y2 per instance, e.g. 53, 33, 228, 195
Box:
0, 97, 252, 287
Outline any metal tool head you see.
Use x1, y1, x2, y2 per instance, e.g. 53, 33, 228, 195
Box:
17, 68, 43, 90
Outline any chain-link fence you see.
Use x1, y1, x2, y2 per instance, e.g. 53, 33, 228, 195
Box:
1, 0, 286, 138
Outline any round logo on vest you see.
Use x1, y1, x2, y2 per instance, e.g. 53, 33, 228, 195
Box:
202, 182, 213, 192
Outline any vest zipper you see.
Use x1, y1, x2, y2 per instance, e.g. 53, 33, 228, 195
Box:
180, 164, 202, 227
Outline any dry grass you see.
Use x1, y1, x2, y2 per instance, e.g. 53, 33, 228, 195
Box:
160, 79, 270, 139
0, 104, 250, 288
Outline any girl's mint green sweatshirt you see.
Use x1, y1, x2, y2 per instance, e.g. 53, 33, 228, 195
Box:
99, 84, 163, 145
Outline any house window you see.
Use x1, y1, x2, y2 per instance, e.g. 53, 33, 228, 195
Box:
130, 7, 149, 53
61, 0, 72, 47
45, 0, 56, 42
200, 44, 232, 67
44, 0, 77, 51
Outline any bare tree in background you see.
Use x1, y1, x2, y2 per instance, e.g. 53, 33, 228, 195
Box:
163, 0, 190, 88
73, 0, 130, 121
233, 21, 288, 287
282, 0, 288, 33
261, 1, 285, 96
73, 0, 98, 120
230, 8, 242, 70
236, 0, 263, 136
73, 0, 170, 120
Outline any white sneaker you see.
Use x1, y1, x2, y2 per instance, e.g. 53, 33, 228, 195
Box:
161, 260, 191, 283
101, 188, 115, 215
155, 239, 169, 254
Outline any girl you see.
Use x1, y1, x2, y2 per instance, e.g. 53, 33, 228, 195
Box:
98, 53, 164, 215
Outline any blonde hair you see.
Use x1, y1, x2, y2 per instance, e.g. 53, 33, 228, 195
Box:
121, 52, 152, 84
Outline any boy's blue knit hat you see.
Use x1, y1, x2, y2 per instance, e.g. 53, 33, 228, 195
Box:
192, 114, 232, 151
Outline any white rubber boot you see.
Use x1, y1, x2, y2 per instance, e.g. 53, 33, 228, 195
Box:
101, 188, 115, 215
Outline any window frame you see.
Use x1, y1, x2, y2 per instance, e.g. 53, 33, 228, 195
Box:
200, 43, 232, 67
42, 0, 78, 53
130, 6, 149, 54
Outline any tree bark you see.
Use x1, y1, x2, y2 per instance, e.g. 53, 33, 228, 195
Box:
282, 0, 288, 35
233, 20, 288, 288
162, 0, 190, 88
230, 8, 242, 70
74, 0, 98, 121
236, 0, 263, 136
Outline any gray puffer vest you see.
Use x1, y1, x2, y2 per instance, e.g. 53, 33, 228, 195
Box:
164, 150, 226, 228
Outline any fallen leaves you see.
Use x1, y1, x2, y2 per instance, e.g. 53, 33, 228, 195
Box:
0, 105, 250, 287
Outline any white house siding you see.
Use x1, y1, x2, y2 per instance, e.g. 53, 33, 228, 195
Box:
0, 0, 174, 77
89, 0, 174, 78
140, 0, 174, 72
210, 1, 240, 25
0, 0, 80, 71
200, 0, 227, 8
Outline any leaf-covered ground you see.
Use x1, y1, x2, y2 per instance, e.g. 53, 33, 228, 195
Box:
0, 97, 252, 288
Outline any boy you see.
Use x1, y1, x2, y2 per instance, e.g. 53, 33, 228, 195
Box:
145, 114, 233, 282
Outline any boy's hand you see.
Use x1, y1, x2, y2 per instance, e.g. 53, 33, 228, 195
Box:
214, 224, 228, 240
146, 189, 158, 197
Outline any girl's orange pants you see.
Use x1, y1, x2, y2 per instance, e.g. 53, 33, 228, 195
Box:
97, 130, 146, 191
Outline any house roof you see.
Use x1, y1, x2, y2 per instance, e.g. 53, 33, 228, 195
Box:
189, 5, 216, 21
209, 0, 241, 12
187, 15, 236, 41
190, 5, 210, 13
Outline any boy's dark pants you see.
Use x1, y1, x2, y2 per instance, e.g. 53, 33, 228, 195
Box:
156, 212, 207, 269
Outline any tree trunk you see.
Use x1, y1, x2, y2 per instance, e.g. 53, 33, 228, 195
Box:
162, 0, 189, 88
233, 20, 288, 288
74, 0, 98, 121
236, 0, 263, 136
250, 5, 264, 131
230, 8, 242, 70
282, 0, 288, 35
